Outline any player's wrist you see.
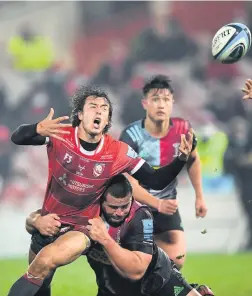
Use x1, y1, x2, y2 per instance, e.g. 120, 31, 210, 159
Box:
101, 235, 116, 248
177, 152, 188, 162
36, 122, 43, 136
33, 214, 42, 230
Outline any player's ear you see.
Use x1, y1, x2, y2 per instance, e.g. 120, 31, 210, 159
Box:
78, 111, 83, 121
141, 98, 147, 110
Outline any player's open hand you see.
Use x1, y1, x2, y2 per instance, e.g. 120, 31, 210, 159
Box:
87, 217, 110, 245
36, 108, 72, 142
158, 199, 178, 215
242, 79, 252, 100
34, 213, 61, 236
178, 128, 193, 161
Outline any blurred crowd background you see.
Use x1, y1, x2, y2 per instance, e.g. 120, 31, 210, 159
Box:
0, 1, 252, 256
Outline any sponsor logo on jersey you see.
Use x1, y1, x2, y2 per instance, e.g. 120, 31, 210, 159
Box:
127, 146, 138, 159
58, 173, 68, 185
101, 154, 114, 160
63, 153, 73, 164
68, 180, 94, 192
93, 163, 105, 177
142, 219, 153, 241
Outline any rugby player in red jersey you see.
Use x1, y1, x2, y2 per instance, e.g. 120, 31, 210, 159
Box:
25, 174, 214, 296
8, 85, 192, 296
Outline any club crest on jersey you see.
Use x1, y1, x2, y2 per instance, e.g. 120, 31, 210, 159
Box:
93, 163, 105, 177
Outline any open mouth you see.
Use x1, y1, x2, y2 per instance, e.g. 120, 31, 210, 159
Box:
157, 112, 165, 116
93, 118, 101, 129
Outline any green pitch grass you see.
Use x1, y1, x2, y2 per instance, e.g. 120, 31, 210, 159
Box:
1, 252, 252, 296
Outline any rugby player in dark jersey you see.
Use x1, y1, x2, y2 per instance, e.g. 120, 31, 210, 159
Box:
120, 75, 207, 269
8, 86, 193, 296
26, 174, 214, 296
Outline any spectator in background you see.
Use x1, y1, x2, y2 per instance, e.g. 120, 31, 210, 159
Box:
197, 123, 228, 178
224, 116, 252, 250
130, 11, 198, 63
91, 40, 133, 91
205, 68, 246, 124
7, 23, 54, 72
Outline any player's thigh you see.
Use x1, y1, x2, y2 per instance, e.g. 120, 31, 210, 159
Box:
155, 230, 186, 268
153, 209, 186, 250
32, 230, 89, 268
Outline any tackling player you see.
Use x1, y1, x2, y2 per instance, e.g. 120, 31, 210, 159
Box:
8, 85, 192, 296
120, 75, 207, 269
26, 174, 214, 296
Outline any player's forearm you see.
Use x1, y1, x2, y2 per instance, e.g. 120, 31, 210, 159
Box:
102, 237, 148, 280
126, 174, 159, 210
133, 158, 186, 190
25, 210, 41, 234
11, 123, 46, 145
187, 150, 203, 198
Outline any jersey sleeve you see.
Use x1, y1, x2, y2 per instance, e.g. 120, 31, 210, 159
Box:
119, 127, 139, 153
11, 123, 47, 146
121, 207, 154, 255
111, 141, 145, 176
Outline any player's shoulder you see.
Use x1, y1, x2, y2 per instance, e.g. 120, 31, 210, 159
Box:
121, 120, 143, 135
126, 201, 153, 224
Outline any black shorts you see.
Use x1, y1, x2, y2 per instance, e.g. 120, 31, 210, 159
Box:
157, 267, 193, 296
152, 209, 184, 234
30, 225, 74, 254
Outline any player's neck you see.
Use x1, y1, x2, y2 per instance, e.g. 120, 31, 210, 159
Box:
145, 117, 170, 138
77, 125, 102, 143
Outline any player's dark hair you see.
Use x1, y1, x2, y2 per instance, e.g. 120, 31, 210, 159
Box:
143, 75, 174, 96
103, 174, 132, 201
70, 85, 113, 133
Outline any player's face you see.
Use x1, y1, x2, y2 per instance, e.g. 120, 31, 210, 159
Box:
102, 193, 132, 227
142, 88, 174, 123
78, 96, 110, 136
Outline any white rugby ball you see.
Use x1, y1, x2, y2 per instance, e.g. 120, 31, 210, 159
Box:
212, 23, 251, 64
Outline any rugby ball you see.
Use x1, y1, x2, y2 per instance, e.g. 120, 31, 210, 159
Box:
212, 23, 251, 63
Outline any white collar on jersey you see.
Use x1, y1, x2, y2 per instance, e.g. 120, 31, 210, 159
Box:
74, 127, 105, 156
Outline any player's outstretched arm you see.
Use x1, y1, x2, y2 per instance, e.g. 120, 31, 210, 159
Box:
132, 130, 193, 190
125, 173, 178, 215
11, 108, 72, 145
242, 79, 252, 100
